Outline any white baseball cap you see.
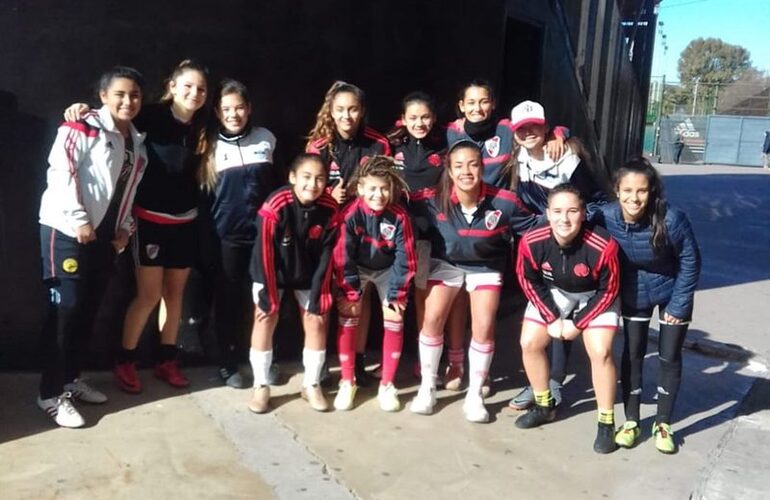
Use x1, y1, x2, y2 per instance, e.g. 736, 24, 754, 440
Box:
510, 100, 546, 130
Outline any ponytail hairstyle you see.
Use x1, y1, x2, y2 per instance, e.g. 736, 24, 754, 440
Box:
306, 80, 366, 153
386, 91, 436, 146
614, 157, 669, 253
201, 78, 253, 191
456, 78, 496, 118
437, 140, 483, 214
346, 155, 410, 204
160, 59, 213, 187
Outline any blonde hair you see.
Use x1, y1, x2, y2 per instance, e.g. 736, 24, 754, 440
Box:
347, 155, 409, 204
306, 81, 366, 153
160, 59, 215, 189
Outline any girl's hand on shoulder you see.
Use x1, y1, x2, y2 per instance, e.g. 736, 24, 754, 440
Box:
546, 318, 563, 339
663, 312, 684, 325
64, 103, 90, 122
545, 135, 565, 161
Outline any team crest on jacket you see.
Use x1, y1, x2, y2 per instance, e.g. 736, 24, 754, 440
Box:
485, 136, 501, 157
428, 153, 442, 166
330, 161, 340, 174
145, 244, 159, 260
380, 222, 396, 241
484, 210, 502, 230
308, 225, 323, 240
394, 151, 405, 166
573, 263, 590, 278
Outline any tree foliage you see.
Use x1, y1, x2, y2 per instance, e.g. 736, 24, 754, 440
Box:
677, 38, 751, 86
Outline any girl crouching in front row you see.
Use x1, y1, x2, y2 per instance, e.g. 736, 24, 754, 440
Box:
248, 154, 339, 414
333, 156, 417, 412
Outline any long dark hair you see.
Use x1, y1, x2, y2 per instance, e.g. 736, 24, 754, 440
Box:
614, 157, 668, 253
437, 140, 483, 214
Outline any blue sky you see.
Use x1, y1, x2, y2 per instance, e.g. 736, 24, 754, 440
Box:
651, 0, 770, 82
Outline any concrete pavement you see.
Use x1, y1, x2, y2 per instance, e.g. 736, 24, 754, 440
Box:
1, 163, 768, 500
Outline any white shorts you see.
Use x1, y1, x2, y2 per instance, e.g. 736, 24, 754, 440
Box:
358, 267, 393, 306
414, 240, 432, 290
426, 259, 502, 292
252, 283, 312, 312
524, 287, 619, 329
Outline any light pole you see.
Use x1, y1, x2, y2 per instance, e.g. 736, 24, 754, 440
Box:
692, 76, 701, 116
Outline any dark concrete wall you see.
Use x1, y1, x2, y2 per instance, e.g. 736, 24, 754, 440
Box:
0, 0, 650, 368
0, 0, 507, 368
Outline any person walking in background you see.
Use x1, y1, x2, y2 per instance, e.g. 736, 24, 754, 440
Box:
762, 130, 770, 169
673, 131, 684, 165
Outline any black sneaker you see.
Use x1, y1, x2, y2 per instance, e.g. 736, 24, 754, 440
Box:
594, 422, 618, 454
355, 354, 376, 387
219, 367, 246, 389
514, 402, 555, 429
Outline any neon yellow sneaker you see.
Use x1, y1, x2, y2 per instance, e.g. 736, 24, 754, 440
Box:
653, 422, 677, 454
614, 421, 640, 448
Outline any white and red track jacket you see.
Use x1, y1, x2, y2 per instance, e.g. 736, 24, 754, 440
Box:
39, 105, 147, 238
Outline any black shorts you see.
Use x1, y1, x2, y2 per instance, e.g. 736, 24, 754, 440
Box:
40, 224, 115, 283
132, 217, 197, 268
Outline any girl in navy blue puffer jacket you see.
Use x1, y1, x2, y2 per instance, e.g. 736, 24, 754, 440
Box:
593, 158, 700, 454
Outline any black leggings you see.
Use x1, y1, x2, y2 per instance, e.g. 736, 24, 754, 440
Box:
620, 313, 688, 424
214, 239, 254, 371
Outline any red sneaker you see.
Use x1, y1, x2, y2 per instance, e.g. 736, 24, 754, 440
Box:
154, 360, 190, 388
114, 362, 142, 394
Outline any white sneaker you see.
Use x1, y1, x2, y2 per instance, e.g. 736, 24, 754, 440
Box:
463, 392, 489, 423
64, 378, 108, 404
409, 385, 436, 415
333, 380, 357, 411
377, 383, 401, 412
37, 392, 85, 428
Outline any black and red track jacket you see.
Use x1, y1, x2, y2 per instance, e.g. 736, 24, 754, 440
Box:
392, 133, 446, 239
250, 186, 339, 315
516, 223, 620, 330
411, 183, 539, 273
334, 198, 417, 306
306, 126, 391, 189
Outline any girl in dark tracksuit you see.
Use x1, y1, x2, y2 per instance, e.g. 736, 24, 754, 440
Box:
408, 140, 538, 423
206, 79, 278, 388
306, 81, 391, 384
333, 156, 416, 412
515, 183, 620, 454
247, 154, 339, 414
593, 158, 700, 454
63, 60, 211, 392
387, 91, 447, 380
445, 81, 568, 394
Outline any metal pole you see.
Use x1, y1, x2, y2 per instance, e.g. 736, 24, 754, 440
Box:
654, 75, 665, 158
692, 78, 700, 115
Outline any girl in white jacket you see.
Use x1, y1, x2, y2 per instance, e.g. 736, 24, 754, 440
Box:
38, 66, 147, 428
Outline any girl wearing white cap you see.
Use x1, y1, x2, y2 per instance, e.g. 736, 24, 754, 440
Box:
505, 99, 608, 412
